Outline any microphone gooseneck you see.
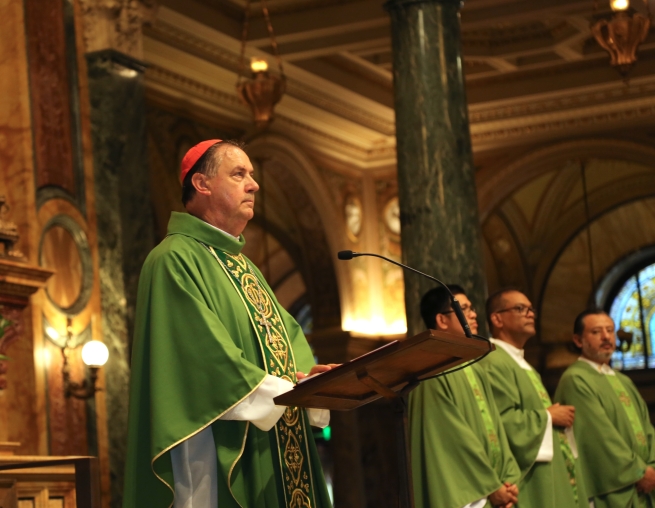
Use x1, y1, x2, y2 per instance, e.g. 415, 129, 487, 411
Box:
336, 250, 473, 338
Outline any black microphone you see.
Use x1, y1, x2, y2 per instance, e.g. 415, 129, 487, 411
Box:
337, 250, 473, 338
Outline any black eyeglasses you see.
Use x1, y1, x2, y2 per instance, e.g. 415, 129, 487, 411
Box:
494, 304, 537, 318
441, 305, 476, 317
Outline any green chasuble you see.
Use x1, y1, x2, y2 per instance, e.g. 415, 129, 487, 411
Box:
555, 360, 655, 508
409, 367, 520, 508
123, 212, 332, 508
475, 346, 587, 508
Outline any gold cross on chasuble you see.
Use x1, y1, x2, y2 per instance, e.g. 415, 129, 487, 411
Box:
205, 244, 318, 508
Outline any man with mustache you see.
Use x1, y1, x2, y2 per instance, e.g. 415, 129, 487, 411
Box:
124, 140, 334, 508
476, 289, 586, 508
555, 309, 655, 507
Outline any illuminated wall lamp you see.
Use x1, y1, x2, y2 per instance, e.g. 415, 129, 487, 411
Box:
52, 318, 109, 399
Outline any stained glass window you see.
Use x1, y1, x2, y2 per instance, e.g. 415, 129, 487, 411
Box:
610, 262, 655, 370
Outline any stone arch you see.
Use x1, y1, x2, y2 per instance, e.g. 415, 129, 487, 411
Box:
477, 139, 655, 222
246, 134, 345, 330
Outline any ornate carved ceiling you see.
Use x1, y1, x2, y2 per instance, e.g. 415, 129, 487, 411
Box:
144, 0, 655, 168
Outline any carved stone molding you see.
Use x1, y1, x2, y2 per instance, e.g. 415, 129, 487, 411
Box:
80, 0, 157, 60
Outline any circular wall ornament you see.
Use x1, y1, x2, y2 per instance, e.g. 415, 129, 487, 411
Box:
39, 215, 93, 316
344, 195, 363, 242
383, 197, 401, 236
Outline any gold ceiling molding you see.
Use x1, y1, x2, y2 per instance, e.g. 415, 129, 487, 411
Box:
146, 18, 395, 136
145, 64, 398, 168
469, 78, 655, 123
145, 64, 246, 115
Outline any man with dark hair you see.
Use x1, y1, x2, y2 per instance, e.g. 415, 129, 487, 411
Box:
410, 285, 520, 508
124, 139, 334, 508
475, 288, 587, 508
555, 309, 655, 507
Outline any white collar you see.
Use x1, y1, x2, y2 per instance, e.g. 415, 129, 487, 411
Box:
206, 221, 238, 240
577, 356, 615, 375
490, 338, 533, 370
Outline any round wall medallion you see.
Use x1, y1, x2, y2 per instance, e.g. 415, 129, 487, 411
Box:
39, 215, 93, 316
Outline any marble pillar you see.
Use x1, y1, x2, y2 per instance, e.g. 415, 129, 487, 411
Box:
86, 49, 154, 508
386, 0, 488, 338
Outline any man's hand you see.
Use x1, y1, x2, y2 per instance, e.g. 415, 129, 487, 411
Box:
547, 403, 575, 427
637, 467, 655, 494
488, 484, 518, 507
296, 364, 340, 381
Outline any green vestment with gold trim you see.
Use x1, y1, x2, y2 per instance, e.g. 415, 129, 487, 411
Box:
555, 360, 655, 508
409, 367, 521, 508
475, 347, 587, 508
123, 212, 332, 508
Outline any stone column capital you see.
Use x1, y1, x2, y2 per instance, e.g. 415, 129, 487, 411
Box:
384, 0, 463, 12
79, 0, 158, 61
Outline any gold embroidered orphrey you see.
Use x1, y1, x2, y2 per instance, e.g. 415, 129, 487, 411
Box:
206, 245, 318, 508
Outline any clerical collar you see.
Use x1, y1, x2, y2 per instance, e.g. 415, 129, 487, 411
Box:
206, 222, 238, 239
166, 212, 245, 255
577, 356, 615, 376
490, 338, 534, 370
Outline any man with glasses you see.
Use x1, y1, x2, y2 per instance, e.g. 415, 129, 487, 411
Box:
409, 285, 520, 508
475, 288, 587, 508
555, 309, 655, 507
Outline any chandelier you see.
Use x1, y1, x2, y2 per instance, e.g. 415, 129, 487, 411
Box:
591, 0, 652, 77
236, 0, 286, 130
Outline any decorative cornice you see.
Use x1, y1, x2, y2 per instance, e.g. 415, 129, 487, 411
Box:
469, 78, 655, 123
145, 64, 398, 168
146, 19, 395, 135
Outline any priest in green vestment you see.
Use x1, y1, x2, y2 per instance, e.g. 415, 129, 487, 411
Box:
475, 288, 587, 508
409, 285, 520, 508
123, 139, 334, 508
555, 309, 655, 507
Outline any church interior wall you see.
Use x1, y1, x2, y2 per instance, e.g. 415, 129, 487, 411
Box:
3, 0, 655, 506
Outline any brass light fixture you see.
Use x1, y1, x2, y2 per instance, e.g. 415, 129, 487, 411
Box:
236, 0, 286, 130
591, 0, 652, 77
47, 318, 109, 399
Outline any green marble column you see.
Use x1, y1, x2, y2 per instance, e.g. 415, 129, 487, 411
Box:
87, 49, 154, 508
386, 0, 487, 338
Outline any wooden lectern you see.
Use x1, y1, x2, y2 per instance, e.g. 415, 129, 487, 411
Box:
275, 329, 493, 508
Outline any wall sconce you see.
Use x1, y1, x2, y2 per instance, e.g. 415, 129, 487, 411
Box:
48, 318, 109, 399
591, 0, 652, 77
236, 0, 286, 130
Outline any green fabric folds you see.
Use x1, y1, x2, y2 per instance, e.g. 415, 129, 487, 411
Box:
123, 212, 331, 508
475, 347, 587, 508
555, 361, 655, 508
409, 367, 520, 508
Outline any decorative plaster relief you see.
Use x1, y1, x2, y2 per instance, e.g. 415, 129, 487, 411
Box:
80, 0, 157, 60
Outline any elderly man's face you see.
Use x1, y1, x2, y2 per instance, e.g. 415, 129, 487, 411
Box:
574, 313, 616, 365
206, 146, 259, 225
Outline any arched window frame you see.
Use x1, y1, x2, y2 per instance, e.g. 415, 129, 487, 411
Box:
597, 246, 655, 371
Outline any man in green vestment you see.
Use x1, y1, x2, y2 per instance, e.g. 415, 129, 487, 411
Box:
123, 139, 334, 508
409, 285, 520, 508
475, 288, 587, 508
555, 309, 655, 507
